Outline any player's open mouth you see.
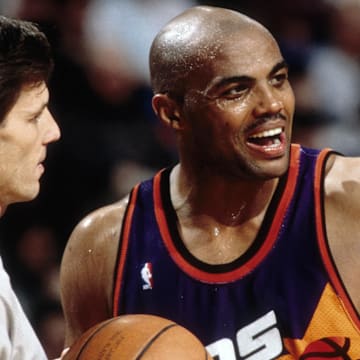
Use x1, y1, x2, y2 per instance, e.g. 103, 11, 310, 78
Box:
246, 127, 286, 156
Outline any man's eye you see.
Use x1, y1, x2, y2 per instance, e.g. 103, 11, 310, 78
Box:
270, 73, 288, 87
222, 84, 248, 98
30, 113, 42, 123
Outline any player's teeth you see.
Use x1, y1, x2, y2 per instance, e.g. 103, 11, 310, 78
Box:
250, 127, 282, 139
265, 138, 282, 151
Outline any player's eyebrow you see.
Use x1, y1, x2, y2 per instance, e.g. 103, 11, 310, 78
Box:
26, 102, 47, 119
204, 75, 253, 95
269, 60, 288, 76
204, 59, 289, 95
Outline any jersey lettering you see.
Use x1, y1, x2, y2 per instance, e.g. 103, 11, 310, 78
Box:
206, 338, 236, 360
207, 311, 283, 360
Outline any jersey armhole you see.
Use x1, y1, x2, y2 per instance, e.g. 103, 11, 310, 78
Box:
112, 184, 140, 316
314, 149, 360, 328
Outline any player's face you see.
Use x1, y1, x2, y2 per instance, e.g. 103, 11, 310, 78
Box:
181, 29, 295, 180
0, 81, 60, 209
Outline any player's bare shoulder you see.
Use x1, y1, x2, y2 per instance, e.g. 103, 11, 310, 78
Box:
324, 154, 360, 313
323, 153, 360, 229
60, 197, 129, 344
324, 153, 360, 198
62, 196, 129, 264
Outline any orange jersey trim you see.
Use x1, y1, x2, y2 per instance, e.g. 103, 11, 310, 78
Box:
112, 184, 140, 316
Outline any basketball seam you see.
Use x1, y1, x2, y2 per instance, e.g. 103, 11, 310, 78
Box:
76, 317, 122, 360
74, 318, 209, 359
135, 323, 178, 359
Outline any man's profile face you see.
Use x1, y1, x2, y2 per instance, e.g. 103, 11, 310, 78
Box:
0, 81, 60, 208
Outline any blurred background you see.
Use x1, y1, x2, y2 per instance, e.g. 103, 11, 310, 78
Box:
0, 0, 360, 357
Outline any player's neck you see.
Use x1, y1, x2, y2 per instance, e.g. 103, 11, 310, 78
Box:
170, 164, 279, 226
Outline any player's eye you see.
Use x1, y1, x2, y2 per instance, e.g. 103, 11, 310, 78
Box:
221, 84, 249, 99
270, 72, 288, 87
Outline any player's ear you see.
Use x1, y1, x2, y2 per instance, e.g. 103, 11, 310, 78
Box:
152, 93, 182, 130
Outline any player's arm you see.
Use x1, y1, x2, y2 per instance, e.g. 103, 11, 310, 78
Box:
324, 154, 360, 312
59, 197, 129, 347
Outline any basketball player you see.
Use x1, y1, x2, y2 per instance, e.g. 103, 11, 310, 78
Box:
60, 6, 360, 359
0, 16, 60, 359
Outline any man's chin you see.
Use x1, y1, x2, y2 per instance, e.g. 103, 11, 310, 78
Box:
14, 186, 40, 204
254, 156, 290, 180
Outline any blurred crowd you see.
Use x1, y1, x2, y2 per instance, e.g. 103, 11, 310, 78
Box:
0, 0, 359, 358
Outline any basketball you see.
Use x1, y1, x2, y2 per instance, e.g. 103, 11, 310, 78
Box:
63, 314, 213, 359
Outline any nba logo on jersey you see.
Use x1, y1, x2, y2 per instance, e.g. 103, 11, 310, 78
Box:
141, 262, 153, 290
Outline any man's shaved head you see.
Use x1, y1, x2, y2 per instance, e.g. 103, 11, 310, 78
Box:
149, 6, 273, 96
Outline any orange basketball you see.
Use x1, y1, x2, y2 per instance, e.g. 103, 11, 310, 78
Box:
63, 314, 213, 360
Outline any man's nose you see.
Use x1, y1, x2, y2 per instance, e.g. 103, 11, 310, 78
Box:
252, 84, 283, 117
43, 109, 61, 144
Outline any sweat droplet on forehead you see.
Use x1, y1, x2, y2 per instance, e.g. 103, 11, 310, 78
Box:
163, 20, 200, 43
161, 21, 221, 71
